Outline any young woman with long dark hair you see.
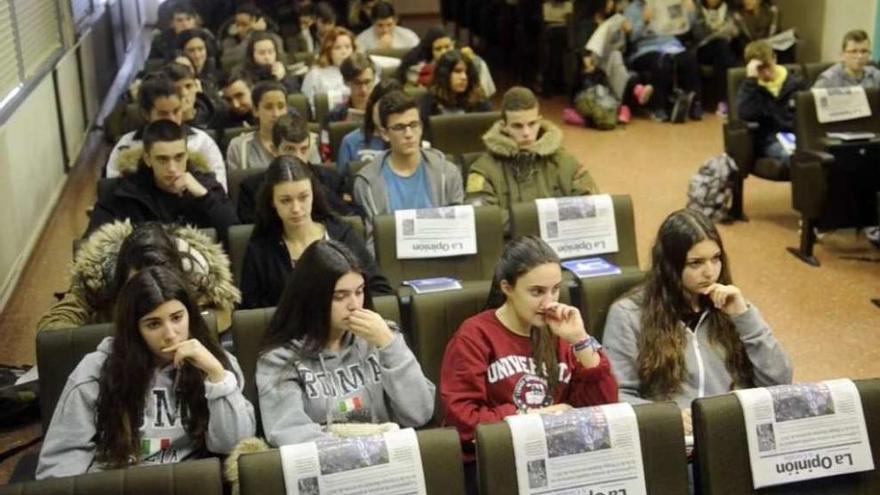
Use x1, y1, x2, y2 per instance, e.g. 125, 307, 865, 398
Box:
256, 240, 433, 446
603, 209, 792, 435
419, 49, 491, 118
36, 266, 255, 479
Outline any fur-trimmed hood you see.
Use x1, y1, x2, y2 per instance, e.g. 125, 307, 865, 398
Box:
72, 220, 240, 311
482, 119, 564, 158
115, 146, 213, 177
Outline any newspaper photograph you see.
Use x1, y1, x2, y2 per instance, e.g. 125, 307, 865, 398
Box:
536, 195, 618, 259
734, 379, 874, 489
395, 205, 477, 259
812, 86, 872, 123
506, 403, 647, 495
279, 428, 427, 495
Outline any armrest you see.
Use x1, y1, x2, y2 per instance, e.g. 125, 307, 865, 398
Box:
793, 149, 835, 165
723, 121, 756, 175
790, 150, 831, 217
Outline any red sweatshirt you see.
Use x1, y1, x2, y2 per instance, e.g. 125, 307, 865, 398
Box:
440, 309, 618, 457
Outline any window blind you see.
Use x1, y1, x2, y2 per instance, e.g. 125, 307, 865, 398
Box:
0, 1, 20, 102
13, 0, 62, 78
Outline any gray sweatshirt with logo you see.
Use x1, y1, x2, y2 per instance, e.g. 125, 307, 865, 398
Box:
256, 328, 435, 447
602, 296, 793, 409
36, 337, 256, 479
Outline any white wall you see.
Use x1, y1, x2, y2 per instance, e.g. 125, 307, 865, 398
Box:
821, 0, 878, 61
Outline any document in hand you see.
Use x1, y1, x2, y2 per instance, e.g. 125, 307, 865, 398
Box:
505, 404, 648, 495
811, 86, 872, 124
734, 379, 874, 489
536, 195, 619, 259
279, 428, 427, 495
395, 205, 477, 259
561, 257, 622, 279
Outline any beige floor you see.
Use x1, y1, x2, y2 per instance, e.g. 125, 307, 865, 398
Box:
0, 93, 878, 484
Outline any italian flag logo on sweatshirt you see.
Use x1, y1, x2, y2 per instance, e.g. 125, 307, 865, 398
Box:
141, 437, 172, 457
338, 396, 363, 413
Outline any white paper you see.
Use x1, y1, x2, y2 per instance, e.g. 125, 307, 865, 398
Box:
395, 205, 477, 259
280, 428, 427, 495
811, 86, 872, 123
506, 404, 648, 495
734, 379, 874, 489
648, 0, 691, 37
536, 195, 619, 259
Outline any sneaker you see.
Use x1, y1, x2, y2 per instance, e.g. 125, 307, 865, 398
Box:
633, 84, 654, 106
715, 101, 729, 117
651, 108, 670, 122
617, 105, 631, 124
866, 226, 880, 248
689, 99, 703, 121
562, 107, 585, 126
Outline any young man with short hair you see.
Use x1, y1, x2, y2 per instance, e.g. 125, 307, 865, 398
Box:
354, 1, 419, 51
327, 52, 376, 123
88, 120, 237, 238
150, 2, 200, 61
106, 77, 226, 190
814, 30, 880, 89
353, 90, 462, 235
736, 40, 807, 168
219, 70, 256, 128
163, 62, 216, 130
466, 86, 599, 230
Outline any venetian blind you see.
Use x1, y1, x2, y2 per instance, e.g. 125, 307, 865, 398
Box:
0, 1, 20, 102
12, 0, 62, 78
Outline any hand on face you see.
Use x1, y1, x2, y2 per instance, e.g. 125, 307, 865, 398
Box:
346, 308, 394, 348
162, 338, 226, 383
271, 61, 286, 80
541, 302, 589, 344
704, 283, 748, 316
682, 408, 693, 436
170, 172, 208, 197
378, 32, 393, 49
746, 58, 763, 78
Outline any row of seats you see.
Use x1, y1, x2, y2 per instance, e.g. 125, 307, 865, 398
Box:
6, 379, 879, 494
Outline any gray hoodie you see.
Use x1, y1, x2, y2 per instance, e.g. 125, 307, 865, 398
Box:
36, 337, 256, 479
602, 296, 793, 409
256, 327, 435, 447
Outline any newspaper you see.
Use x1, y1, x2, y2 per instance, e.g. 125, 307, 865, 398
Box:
585, 14, 629, 60
767, 28, 797, 51
506, 404, 648, 495
279, 428, 427, 495
395, 205, 477, 259
811, 86, 872, 123
648, 0, 691, 37
536, 195, 618, 259
734, 379, 874, 489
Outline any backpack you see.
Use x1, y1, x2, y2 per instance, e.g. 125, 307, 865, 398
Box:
574, 85, 619, 130
686, 153, 738, 221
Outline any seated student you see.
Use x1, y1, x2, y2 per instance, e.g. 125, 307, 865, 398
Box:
219, 3, 283, 71
89, 120, 238, 238
314, 2, 339, 43
39, 221, 239, 332
440, 236, 618, 472
163, 62, 217, 130
735, 40, 806, 168
256, 239, 433, 445
107, 76, 226, 191
226, 81, 300, 171
336, 78, 400, 177
603, 209, 793, 436
36, 266, 255, 479
176, 28, 223, 98
692, 0, 739, 115
301, 27, 358, 113
467, 87, 599, 230
240, 157, 390, 309
352, 90, 463, 233
242, 31, 301, 94
218, 69, 256, 128
732, 0, 785, 61
419, 49, 492, 120
624, 0, 703, 121
347, 0, 377, 34
286, 3, 318, 54
397, 26, 497, 99
150, 1, 201, 62
814, 30, 880, 89
354, 1, 419, 51
238, 114, 358, 223
326, 52, 375, 124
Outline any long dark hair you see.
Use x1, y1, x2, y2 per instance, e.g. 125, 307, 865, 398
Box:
253, 156, 335, 239
244, 31, 283, 78
94, 266, 232, 468
175, 28, 219, 73
363, 78, 402, 142
485, 236, 563, 395
430, 49, 485, 111
396, 26, 450, 83
261, 240, 375, 357
636, 209, 753, 400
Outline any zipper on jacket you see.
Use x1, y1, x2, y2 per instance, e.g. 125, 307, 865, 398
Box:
687, 311, 710, 398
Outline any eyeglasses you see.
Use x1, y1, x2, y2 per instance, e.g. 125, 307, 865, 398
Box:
845, 49, 870, 56
387, 121, 422, 133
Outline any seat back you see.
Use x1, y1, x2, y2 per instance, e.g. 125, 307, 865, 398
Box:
693, 379, 880, 494
313, 93, 330, 125
428, 112, 499, 155
476, 402, 689, 495
795, 87, 880, 152
372, 206, 504, 288
0, 458, 223, 495
227, 168, 264, 212
238, 428, 465, 495
228, 224, 254, 289
583, 269, 645, 342
366, 47, 411, 59
727, 64, 805, 122
328, 120, 362, 162
288, 93, 311, 121
803, 61, 835, 85
221, 126, 251, 152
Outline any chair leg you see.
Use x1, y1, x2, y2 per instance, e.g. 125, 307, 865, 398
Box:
872, 299, 880, 309
787, 216, 820, 266
727, 171, 748, 222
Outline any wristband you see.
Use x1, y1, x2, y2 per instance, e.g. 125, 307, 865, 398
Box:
571, 336, 601, 353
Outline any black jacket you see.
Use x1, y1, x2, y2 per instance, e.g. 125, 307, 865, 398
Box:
735, 71, 807, 148
240, 216, 392, 308
86, 165, 239, 242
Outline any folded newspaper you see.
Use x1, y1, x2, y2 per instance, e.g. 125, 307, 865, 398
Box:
536, 195, 619, 259
395, 205, 477, 259
402, 277, 463, 294
561, 257, 622, 278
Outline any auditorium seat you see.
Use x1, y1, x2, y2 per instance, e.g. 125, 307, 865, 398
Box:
693, 378, 880, 493
288, 93, 312, 122
313, 92, 330, 126
238, 428, 465, 495
227, 168, 264, 213
428, 111, 500, 156
328, 120, 361, 162
475, 401, 689, 495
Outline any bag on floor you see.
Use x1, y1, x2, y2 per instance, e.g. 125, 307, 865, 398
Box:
0, 365, 39, 427
574, 85, 620, 130
687, 153, 738, 221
